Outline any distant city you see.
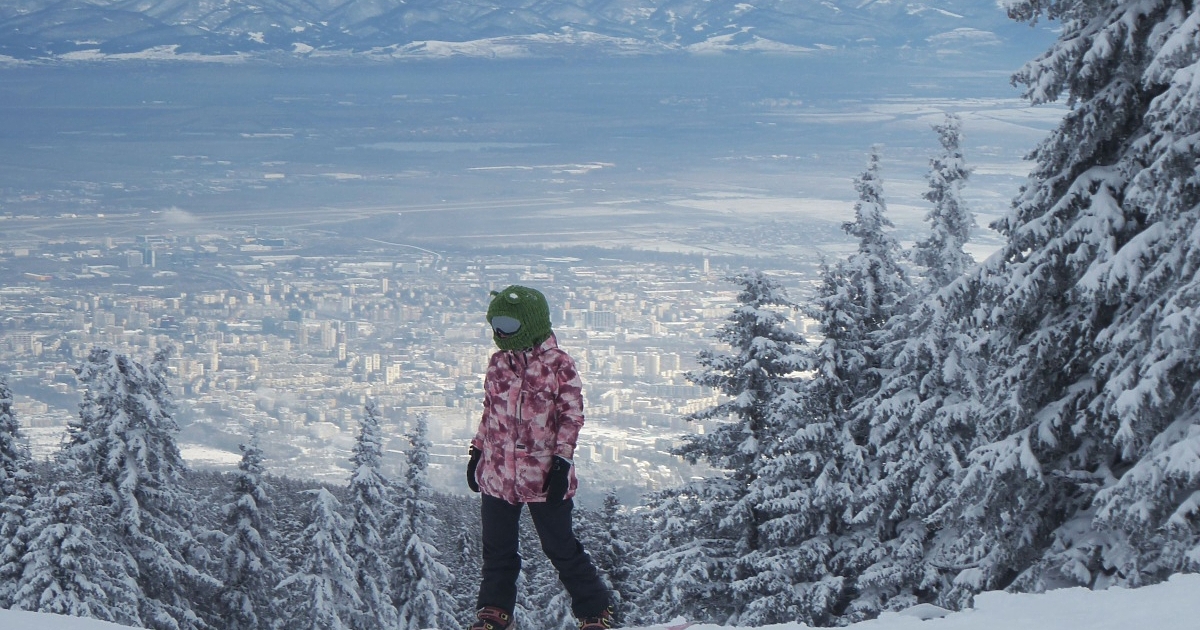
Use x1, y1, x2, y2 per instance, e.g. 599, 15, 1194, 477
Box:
0, 217, 821, 507
0, 57, 1061, 508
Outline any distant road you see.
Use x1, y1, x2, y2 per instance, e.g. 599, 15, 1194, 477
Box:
191, 197, 571, 229
0, 196, 573, 245
362, 238, 442, 263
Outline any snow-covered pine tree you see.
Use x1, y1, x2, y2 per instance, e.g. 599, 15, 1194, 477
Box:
65, 348, 219, 630
389, 413, 457, 630
936, 0, 1200, 599
911, 114, 976, 293
512, 557, 541, 627
636, 483, 739, 624
642, 271, 807, 625
12, 471, 141, 625
268, 475, 314, 587
743, 148, 912, 626
544, 589, 580, 630
346, 401, 398, 630
840, 122, 981, 616
846, 287, 983, 617
443, 514, 480, 626
510, 507, 576, 630
838, 146, 913, 334
0, 376, 35, 608
583, 491, 638, 623
1083, 0, 1200, 585
278, 488, 360, 630
218, 430, 284, 630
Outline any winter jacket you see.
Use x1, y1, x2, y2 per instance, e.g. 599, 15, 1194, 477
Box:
471, 334, 583, 504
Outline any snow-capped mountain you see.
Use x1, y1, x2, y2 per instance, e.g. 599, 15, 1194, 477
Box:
0, 0, 1042, 61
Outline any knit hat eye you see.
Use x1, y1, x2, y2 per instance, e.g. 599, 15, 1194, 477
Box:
491, 316, 522, 336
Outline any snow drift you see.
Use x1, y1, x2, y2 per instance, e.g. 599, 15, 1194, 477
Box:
2, 573, 1198, 630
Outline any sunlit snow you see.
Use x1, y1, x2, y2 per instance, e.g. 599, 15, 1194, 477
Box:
1, 573, 1196, 629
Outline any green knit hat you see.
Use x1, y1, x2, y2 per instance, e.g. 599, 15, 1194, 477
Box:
486, 285, 552, 351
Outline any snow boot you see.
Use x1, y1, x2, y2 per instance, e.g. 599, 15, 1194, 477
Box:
469, 606, 513, 630
577, 607, 615, 630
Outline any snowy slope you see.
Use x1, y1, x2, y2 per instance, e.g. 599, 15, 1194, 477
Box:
3, 573, 1198, 629
0, 608, 138, 630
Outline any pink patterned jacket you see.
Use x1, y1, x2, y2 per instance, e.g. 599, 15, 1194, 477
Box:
471, 334, 583, 504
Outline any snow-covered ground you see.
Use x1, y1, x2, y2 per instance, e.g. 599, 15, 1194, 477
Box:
2, 573, 1197, 630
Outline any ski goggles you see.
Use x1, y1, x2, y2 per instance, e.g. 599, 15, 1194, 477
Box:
491, 316, 522, 338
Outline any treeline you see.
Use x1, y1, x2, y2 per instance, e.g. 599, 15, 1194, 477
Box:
631, 0, 1200, 622
0, 354, 649, 630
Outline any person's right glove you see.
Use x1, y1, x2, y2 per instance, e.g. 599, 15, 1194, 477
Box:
466, 446, 482, 493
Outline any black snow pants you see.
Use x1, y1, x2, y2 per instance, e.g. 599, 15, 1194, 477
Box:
477, 493, 610, 619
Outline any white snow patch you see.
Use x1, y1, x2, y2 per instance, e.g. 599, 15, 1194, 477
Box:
160, 206, 200, 225
4, 573, 1198, 630
179, 443, 242, 467
667, 195, 849, 221
367, 30, 664, 60
0, 608, 136, 630
56, 46, 248, 63
892, 602, 952, 620
687, 30, 815, 54
22, 425, 68, 460
972, 162, 1034, 177
778, 110, 899, 124
59, 49, 105, 61
927, 28, 1002, 48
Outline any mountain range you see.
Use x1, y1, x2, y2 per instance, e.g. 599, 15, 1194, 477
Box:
0, 0, 1051, 62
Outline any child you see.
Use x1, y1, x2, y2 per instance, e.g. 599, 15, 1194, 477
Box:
466, 285, 614, 630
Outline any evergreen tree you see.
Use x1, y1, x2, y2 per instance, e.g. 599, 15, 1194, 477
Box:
269, 475, 315, 584
65, 348, 219, 630
848, 284, 982, 615
278, 488, 360, 630
525, 550, 575, 630
542, 590, 579, 630
0, 377, 35, 608
584, 491, 637, 623
512, 558, 540, 626
842, 122, 980, 616
935, 0, 1200, 600
390, 414, 457, 630
642, 271, 807, 625
636, 485, 736, 624
736, 269, 866, 627
12, 471, 141, 625
912, 113, 975, 293
839, 146, 912, 333
346, 401, 398, 630
444, 515, 480, 627
743, 149, 911, 626
218, 430, 284, 630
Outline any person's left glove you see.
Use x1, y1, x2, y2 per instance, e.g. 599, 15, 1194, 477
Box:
542, 456, 571, 504
466, 446, 482, 493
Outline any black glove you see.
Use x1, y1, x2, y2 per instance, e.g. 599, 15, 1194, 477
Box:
542, 456, 571, 504
466, 446, 482, 493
